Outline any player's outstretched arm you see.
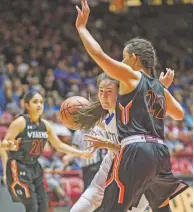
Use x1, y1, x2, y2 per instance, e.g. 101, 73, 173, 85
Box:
84, 134, 120, 154
75, 0, 140, 85
43, 119, 92, 159
165, 89, 184, 120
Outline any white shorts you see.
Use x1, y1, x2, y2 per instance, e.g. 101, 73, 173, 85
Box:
70, 152, 149, 212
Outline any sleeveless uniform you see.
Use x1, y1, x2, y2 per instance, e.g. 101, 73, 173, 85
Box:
70, 113, 149, 212
6, 114, 48, 212
99, 72, 189, 212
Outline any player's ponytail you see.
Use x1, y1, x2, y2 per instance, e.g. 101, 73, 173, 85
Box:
73, 99, 108, 130
73, 73, 119, 130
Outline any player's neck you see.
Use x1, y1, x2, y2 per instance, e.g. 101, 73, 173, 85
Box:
139, 68, 150, 76
28, 114, 40, 124
108, 108, 115, 114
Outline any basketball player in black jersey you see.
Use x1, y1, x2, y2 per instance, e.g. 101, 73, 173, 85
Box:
75, 1, 189, 212
1, 91, 92, 212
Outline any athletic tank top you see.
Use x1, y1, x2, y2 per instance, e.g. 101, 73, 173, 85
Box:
8, 114, 48, 163
116, 72, 165, 142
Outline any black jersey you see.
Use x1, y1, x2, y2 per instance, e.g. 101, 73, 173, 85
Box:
116, 72, 166, 142
8, 114, 48, 163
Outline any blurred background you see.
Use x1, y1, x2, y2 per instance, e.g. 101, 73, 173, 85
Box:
0, 0, 192, 211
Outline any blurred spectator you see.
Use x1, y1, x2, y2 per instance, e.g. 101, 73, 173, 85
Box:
39, 150, 70, 205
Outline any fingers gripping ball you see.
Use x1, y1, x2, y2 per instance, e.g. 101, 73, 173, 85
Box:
60, 96, 90, 130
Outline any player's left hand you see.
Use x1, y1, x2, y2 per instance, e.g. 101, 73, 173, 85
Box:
75, 0, 90, 29
159, 68, 174, 89
80, 151, 93, 159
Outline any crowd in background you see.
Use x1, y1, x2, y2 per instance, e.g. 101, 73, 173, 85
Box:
0, 0, 192, 208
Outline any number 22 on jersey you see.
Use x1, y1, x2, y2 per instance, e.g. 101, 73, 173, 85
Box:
146, 90, 166, 119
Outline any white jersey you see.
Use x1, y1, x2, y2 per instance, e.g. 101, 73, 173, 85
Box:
70, 112, 149, 212
104, 112, 119, 145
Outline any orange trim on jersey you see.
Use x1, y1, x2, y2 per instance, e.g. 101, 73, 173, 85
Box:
119, 101, 133, 125
159, 198, 169, 208
119, 103, 125, 125
10, 160, 30, 198
105, 146, 126, 204
105, 156, 117, 187
16, 138, 21, 150
125, 101, 133, 124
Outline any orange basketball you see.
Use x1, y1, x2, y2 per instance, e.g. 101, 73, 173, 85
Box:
60, 96, 90, 130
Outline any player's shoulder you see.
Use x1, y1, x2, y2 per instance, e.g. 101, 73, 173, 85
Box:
41, 119, 50, 129
13, 115, 26, 125
10, 115, 26, 130
41, 119, 53, 134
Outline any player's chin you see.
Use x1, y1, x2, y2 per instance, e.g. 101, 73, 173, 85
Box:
36, 109, 43, 115
102, 104, 110, 110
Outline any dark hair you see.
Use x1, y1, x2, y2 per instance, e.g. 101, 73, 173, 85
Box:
23, 91, 41, 114
125, 38, 157, 78
14, 91, 42, 120
73, 73, 119, 130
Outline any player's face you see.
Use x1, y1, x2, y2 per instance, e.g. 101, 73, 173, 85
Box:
25, 93, 44, 116
122, 48, 138, 69
98, 80, 117, 111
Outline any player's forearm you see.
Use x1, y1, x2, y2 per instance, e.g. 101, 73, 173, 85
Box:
77, 27, 103, 57
99, 138, 121, 154
106, 142, 120, 154
56, 142, 83, 157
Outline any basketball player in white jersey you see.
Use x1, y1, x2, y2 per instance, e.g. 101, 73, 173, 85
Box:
71, 69, 174, 212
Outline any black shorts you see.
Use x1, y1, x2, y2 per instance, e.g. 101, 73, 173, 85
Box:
99, 142, 189, 212
83, 162, 101, 189
6, 159, 48, 207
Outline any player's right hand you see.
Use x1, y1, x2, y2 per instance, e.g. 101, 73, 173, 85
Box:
76, 0, 90, 29
1, 138, 21, 151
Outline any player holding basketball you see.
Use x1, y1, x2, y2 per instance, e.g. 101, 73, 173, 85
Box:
75, 1, 189, 212
2, 91, 92, 212
71, 70, 174, 212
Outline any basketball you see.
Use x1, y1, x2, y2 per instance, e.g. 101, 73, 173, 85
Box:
60, 96, 90, 130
